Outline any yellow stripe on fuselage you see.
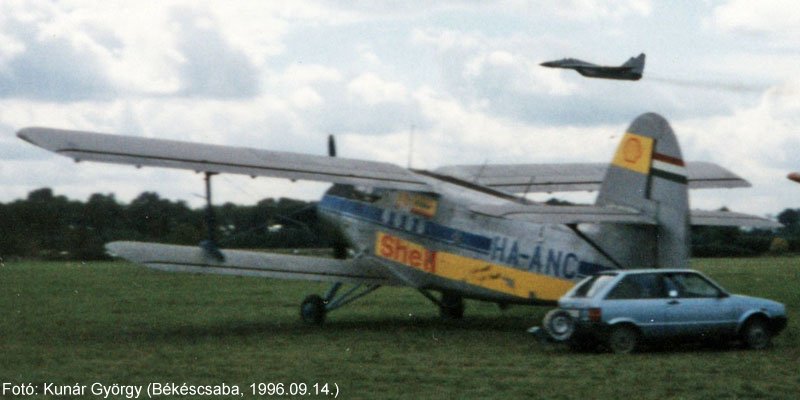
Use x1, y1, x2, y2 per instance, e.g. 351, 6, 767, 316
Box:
612, 132, 654, 174
375, 232, 574, 301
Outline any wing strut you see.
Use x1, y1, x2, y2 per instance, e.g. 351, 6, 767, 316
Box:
200, 172, 225, 261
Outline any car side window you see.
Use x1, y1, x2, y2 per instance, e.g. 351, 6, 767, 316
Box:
667, 273, 721, 298
606, 274, 667, 299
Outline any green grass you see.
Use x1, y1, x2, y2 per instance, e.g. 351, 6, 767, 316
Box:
1, 258, 798, 399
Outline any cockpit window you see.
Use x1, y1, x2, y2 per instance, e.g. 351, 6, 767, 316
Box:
326, 184, 384, 203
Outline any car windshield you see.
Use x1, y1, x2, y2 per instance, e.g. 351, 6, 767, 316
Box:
570, 274, 616, 298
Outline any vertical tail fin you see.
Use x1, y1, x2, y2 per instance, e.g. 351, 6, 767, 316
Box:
621, 53, 645, 75
589, 112, 689, 268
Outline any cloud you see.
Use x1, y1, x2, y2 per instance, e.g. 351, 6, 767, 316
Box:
170, 7, 261, 98
531, 0, 652, 22
347, 73, 409, 105
675, 79, 800, 214
0, 2, 117, 101
712, 0, 800, 46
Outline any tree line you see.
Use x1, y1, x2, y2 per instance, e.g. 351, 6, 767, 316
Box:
0, 188, 329, 261
1, 188, 798, 261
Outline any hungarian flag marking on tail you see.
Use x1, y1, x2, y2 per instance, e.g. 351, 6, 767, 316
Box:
651, 152, 688, 184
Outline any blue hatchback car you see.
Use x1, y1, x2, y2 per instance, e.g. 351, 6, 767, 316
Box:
542, 269, 787, 353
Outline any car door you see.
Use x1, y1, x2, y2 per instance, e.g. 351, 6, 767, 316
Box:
603, 273, 671, 337
663, 272, 738, 338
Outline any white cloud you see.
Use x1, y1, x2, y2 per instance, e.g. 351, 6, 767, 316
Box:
278, 64, 343, 85
290, 87, 323, 108
712, 0, 800, 45
347, 73, 409, 105
524, 0, 652, 22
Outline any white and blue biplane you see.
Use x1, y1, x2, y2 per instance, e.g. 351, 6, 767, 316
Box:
17, 113, 778, 324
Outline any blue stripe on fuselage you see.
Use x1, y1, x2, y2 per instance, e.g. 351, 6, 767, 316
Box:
319, 195, 491, 254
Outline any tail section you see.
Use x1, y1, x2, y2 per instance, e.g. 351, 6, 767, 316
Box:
589, 113, 690, 268
621, 53, 645, 75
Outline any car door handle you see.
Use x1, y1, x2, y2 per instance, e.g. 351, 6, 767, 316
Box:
667, 300, 680, 305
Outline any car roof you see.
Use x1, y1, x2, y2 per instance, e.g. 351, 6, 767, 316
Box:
598, 268, 700, 276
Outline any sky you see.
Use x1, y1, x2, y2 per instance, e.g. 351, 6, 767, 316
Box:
1, 0, 798, 218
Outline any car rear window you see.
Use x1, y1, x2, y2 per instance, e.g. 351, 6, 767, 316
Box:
570, 274, 616, 298
606, 273, 668, 299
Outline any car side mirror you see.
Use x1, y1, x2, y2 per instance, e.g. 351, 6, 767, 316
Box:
717, 291, 729, 299
668, 290, 678, 298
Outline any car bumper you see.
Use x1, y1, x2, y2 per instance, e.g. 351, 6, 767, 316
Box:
570, 320, 611, 343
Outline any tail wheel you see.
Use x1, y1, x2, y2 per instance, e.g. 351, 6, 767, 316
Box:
542, 309, 576, 342
607, 325, 639, 354
742, 318, 772, 350
300, 295, 326, 325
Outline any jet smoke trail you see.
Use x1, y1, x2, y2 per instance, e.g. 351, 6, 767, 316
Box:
647, 75, 767, 93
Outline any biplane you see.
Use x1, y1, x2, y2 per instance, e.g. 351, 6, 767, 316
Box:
17, 112, 777, 324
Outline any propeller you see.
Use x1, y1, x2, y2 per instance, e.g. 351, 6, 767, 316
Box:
326, 134, 350, 259
328, 134, 337, 157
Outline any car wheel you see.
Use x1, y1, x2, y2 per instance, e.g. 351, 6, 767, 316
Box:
607, 325, 639, 354
543, 309, 575, 342
742, 318, 771, 350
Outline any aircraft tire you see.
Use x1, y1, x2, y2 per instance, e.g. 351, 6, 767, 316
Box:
300, 294, 326, 325
439, 292, 464, 320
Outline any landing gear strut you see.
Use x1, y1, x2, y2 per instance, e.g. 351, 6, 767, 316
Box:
300, 282, 381, 325
419, 290, 465, 320
200, 172, 224, 261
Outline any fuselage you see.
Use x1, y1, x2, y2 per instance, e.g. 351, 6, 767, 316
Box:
317, 173, 615, 305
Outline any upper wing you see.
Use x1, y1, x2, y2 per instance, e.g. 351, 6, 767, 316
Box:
18, 127, 430, 192
435, 161, 749, 193
106, 241, 403, 286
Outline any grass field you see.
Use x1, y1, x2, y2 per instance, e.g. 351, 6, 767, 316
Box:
1, 257, 798, 399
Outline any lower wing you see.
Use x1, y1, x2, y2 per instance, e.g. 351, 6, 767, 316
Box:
106, 241, 403, 286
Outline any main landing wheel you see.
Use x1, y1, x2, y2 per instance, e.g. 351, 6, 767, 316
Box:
439, 292, 465, 320
300, 295, 326, 325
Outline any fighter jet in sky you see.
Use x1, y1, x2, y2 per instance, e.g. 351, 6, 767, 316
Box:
541, 53, 645, 81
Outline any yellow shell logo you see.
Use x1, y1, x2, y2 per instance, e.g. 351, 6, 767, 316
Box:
623, 137, 642, 163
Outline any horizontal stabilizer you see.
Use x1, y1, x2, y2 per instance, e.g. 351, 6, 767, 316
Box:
18, 127, 430, 192
471, 203, 779, 228
435, 161, 749, 193
471, 204, 656, 225
690, 210, 781, 228
106, 241, 402, 286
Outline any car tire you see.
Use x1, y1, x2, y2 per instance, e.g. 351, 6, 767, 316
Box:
742, 317, 772, 350
607, 325, 639, 354
543, 309, 576, 342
